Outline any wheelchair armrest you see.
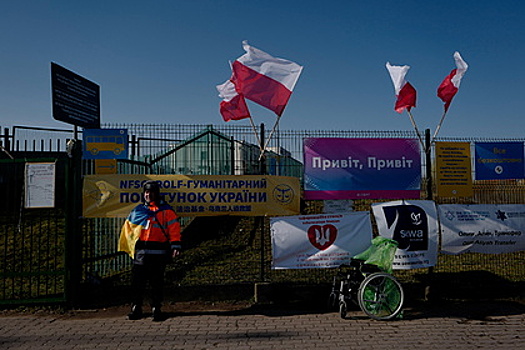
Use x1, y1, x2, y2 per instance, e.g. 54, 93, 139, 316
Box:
360, 263, 382, 273
349, 258, 366, 268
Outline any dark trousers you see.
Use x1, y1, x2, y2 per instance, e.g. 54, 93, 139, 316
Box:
131, 255, 167, 308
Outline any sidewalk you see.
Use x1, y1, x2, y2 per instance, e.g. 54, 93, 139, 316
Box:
1, 299, 524, 349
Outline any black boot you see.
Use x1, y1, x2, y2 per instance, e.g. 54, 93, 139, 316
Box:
152, 306, 165, 322
127, 304, 143, 320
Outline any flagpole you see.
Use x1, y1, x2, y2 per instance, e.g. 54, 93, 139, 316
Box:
259, 114, 282, 161
406, 109, 425, 149
0, 144, 14, 159
431, 110, 448, 144
247, 116, 263, 153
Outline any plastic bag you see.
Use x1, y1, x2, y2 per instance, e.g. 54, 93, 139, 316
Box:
353, 236, 399, 273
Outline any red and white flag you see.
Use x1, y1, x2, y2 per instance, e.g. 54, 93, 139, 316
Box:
231, 41, 303, 116
437, 51, 468, 112
216, 78, 251, 122
386, 62, 417, 113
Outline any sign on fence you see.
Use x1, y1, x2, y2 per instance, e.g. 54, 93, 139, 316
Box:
474, 142, 524, 180
440, 204, 525, 254
83, 128, 128, 159
270, 212, 372, 269
83, 174, 300, 217
25, 162, 56, 208
372, 200, 439, 269
435, 142, 473, 197
303, 138, 421, 200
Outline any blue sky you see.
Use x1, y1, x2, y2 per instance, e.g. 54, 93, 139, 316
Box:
1, 1, 525, 138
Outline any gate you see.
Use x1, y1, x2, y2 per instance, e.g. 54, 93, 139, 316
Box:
0, 153, 80, 305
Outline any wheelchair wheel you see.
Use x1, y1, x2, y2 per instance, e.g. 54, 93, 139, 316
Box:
357, 272, 404, 320
327, 291, 338, 310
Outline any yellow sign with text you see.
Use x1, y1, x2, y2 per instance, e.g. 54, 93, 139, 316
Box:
83, 174, 300, 217
435, 142, 473, 198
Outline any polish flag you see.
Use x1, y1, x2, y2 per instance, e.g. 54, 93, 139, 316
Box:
437, 52, 468, 112
232, 41, 303, 116
216, 78, 251, 122
386, 62, 417, 113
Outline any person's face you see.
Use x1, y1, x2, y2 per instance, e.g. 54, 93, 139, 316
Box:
144, 189, 157, 203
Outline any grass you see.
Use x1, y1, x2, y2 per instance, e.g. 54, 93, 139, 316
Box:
2, 199, 525, 306
0, 209, 66, 303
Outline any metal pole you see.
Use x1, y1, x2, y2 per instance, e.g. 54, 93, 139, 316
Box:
259, 123, 266, 282
230, 136, 235, 175
65, 139, 83, 307
425, 129, 433, 200
130, 134, 136, 158
259, 123, 266, 175
425, 128, 435, 301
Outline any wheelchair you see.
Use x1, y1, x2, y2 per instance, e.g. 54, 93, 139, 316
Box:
328, 258, 404, 320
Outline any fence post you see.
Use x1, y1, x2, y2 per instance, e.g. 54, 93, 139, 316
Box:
230, 136, 235, 175
425, 129, 433, 200
259, 123, 267, 282
65, 139, 83, 307
2, 128, 10, 151
130, 134, 136, 158
424, 128, 436, 301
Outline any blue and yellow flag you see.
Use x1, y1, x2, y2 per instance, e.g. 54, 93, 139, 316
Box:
118, 205, 151, 258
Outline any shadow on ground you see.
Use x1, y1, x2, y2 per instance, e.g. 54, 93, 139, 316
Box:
63, 276, 525, 321
59, 297, 525, 322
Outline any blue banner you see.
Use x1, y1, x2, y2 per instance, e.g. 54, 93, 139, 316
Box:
474, 142, 524, 180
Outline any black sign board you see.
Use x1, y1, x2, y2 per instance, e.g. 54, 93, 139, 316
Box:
51, 62, 100, 128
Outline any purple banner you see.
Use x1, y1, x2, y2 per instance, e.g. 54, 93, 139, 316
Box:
304, 138, 421, 200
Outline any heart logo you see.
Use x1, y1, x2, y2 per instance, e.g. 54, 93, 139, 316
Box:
307, 224, 337, 250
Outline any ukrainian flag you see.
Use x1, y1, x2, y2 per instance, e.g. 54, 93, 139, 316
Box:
118, 205, 152, 258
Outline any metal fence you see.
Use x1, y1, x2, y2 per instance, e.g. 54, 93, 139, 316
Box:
0, 157, 69, 305
2, 123, 525, 304
99, 124, 525, 298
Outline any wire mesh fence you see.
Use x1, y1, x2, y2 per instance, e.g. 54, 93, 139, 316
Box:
2, 123, 525, 302
0, 158, 68, 304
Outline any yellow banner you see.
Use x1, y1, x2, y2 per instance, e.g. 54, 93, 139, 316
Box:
83, 174, 300, 217
435, 142, 473, 198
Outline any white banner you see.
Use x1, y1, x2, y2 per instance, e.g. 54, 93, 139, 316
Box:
25, 162, 56, 208
270, 212, 372, 269
372, 200, 439, 269
439, 204, 525, 254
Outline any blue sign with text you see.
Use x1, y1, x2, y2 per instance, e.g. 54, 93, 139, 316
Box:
475, 142, 524, 180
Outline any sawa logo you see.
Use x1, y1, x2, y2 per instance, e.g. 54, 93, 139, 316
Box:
411, 212, 422, 225
382, 204, 428, 251
307, 224, 337, 250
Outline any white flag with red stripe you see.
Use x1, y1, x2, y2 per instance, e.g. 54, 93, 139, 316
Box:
437, 52, 468, 112
231, 41, 303, 116
386, 62, 417, 113
216, 78, 251, 122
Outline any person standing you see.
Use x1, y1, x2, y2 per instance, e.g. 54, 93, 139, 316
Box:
119, 180, 181, 321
